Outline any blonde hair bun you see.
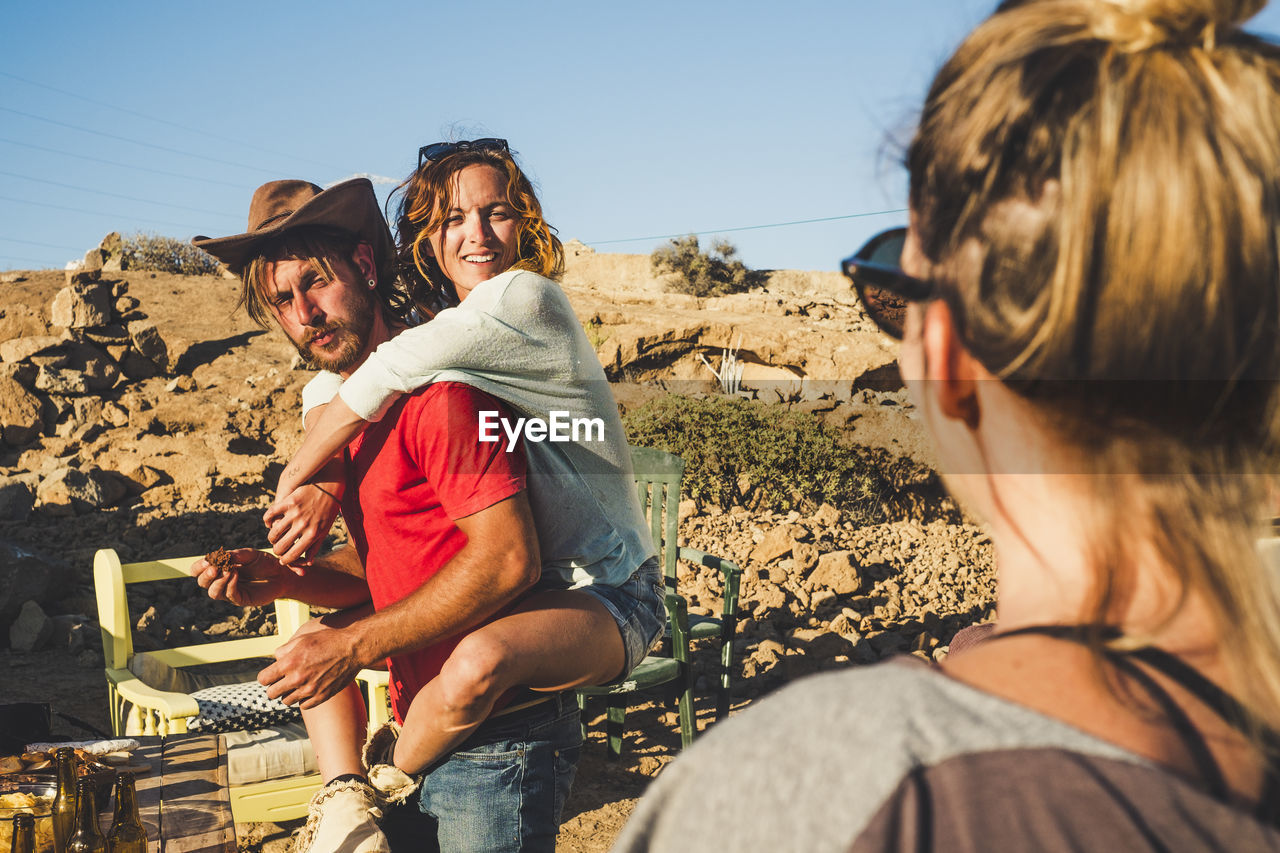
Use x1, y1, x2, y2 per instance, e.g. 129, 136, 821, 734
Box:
913, 0, 1280, 772
1089, 0, 1264, 50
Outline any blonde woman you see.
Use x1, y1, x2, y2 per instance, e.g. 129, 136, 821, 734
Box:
615, 0, 1280, 848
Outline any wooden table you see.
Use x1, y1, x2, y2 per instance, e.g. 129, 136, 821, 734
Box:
104, 734, 234, 853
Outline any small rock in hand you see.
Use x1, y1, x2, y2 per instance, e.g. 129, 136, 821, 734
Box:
206, 547, 235, 576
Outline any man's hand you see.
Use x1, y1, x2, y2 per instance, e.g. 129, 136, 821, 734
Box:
264, 483, 342, 568
189, 548, 292, 607
258, 616, 362, 709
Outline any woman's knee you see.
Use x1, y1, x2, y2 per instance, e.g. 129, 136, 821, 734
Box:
437, 632, 515, 709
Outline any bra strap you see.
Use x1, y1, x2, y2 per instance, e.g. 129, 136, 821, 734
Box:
1127, 646, 1280, 824
987, 624, 1280, 821
1106, 653, 1230, 798
991, 624, 1120, 643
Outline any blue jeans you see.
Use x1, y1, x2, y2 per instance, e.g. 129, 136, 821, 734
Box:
382, 692, 582, 853
537, 556, 666, 682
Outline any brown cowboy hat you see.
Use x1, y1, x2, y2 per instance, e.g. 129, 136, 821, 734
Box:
193, 177, 395, 276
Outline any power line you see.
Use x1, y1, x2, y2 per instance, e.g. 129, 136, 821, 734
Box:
0, 70, 349, 172
0, 137, 248, 188
0, 195, 205, 231
0, 253, 54, 267
0, 170, 239, 218
0, 236, 83, 251
1, 106, 289, 175
588, 208, 907, 245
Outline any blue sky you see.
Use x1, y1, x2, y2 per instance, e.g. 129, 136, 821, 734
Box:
4, 1, 1280, 274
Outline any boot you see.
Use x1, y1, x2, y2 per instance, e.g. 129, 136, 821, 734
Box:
291, 778, 390, 853
362, 721, 421, 806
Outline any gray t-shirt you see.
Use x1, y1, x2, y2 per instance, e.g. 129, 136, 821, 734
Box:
614, 660, 1280, 851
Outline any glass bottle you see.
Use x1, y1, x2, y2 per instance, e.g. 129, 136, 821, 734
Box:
50, 748, 76, 853
9, 813, 35, 853
104, 775, 144, 853
64, 780, 104, 853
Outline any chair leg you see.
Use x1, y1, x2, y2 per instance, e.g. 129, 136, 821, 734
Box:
576, 693, 589, 743
107, 686, 122, 737
677, 678, 696, 749
606, 700, 627, 760
716, 633, 734, 722
709, 615, 738, 723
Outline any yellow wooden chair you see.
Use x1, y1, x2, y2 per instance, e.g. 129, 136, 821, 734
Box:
93, 548, 390, 823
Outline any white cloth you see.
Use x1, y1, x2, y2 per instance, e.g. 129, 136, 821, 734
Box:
302, 269, 655, 587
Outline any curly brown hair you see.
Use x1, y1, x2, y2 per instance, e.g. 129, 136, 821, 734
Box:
390, 144, 564, 312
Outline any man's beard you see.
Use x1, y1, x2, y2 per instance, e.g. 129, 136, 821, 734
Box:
291, 299, 375, 373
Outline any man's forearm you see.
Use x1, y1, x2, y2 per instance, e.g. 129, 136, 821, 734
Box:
344, 494, 539, 668
346, 550, 530, 665
281, 544, 371, 609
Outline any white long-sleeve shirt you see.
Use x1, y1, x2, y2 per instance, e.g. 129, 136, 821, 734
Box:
302, 269, 655, 587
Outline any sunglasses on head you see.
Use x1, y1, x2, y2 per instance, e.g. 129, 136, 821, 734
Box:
417, 138, 510, 171
840, 227, 938, 340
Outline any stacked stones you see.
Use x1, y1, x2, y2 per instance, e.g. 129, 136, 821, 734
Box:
0, 234, 178, 521
677, 501, 997, 699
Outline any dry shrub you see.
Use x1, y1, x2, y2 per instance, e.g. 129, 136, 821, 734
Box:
123, 232, 221, 276
651, 236, 764, 297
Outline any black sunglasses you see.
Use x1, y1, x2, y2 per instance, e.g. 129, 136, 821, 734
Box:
417, 138, 510, 171
840, 227, 937, 340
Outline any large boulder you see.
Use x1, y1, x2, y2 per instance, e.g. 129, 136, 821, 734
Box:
50, 278, 113, 329
82, 233, 127, 274
34, 368, 89, 396
749, 525, 794, 565
805, 550, 864, 596
60, 341, 119, 392
0, 540, 70, 648
0, 335, 63, 364
35, 467, 108, 516
9, 600, 52, 653
0, 375, 43, 446
0, 476, 35, 521
127, 320, 169, 373
99, 232, 127, 272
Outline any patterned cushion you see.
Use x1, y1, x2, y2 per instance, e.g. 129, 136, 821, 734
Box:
186, 681, 301, 733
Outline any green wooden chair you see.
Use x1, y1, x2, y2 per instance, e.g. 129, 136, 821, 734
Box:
576, 446, 743, 757
93, 548, 391, 822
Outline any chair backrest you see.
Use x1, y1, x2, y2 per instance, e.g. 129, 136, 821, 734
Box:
629, 446, 685, 594
93, 549, 310, 673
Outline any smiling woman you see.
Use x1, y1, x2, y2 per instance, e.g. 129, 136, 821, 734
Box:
393, 139, 564, 314
416, 164, 520, 300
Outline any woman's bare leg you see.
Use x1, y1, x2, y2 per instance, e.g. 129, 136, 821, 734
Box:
290, 608, 375, 781
391, 590, 624, 774
301, 684, 368, 780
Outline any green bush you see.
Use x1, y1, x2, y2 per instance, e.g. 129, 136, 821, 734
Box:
123, 232, 222, 276
650, 235, 764, 297
623, 394, 902, 523
582, 317, 607, 349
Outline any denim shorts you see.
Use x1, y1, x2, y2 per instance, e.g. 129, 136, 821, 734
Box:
536, 556, 666, 682
381, 692, 582, 853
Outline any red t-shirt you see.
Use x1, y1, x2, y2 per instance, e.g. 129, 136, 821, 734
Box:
341, 381, 526, 723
